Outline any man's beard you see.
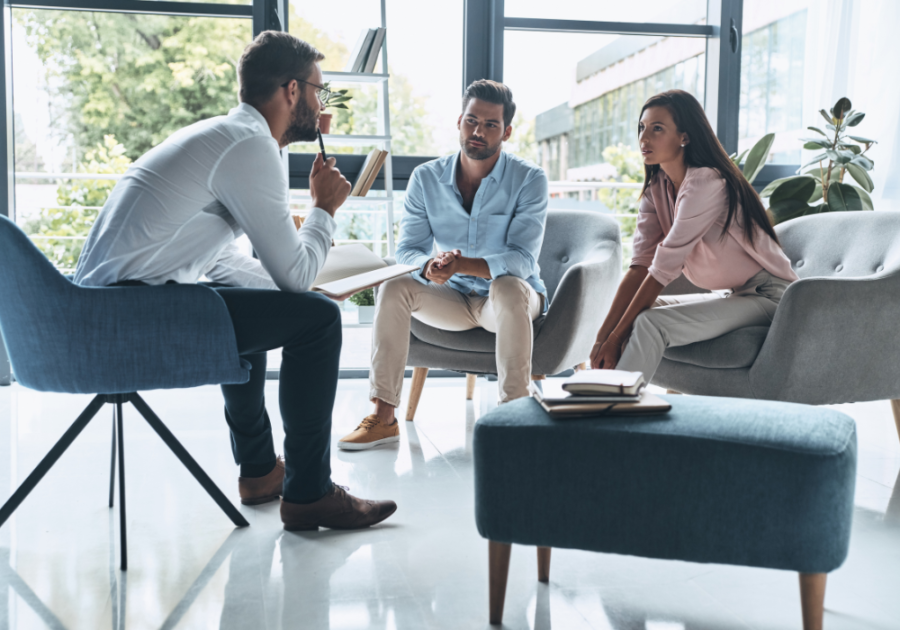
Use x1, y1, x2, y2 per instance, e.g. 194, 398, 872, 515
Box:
459, 134, 502, 160
280, 97, 319, 146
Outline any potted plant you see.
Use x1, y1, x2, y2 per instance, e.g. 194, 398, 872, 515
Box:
317, 82, 352, 135
350, 287, 375, 324
754, 97, 876, 225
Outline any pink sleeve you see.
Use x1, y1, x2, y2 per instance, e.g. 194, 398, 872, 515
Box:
630, 190, 664, 268
647, 169, 727, 286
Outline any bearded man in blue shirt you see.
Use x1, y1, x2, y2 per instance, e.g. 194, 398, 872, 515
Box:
339, 80, 549, 450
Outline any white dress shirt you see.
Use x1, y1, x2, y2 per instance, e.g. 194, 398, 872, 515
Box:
74, 103, 334, 292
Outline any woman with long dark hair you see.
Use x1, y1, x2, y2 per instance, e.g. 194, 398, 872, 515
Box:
590, 90, 798, 379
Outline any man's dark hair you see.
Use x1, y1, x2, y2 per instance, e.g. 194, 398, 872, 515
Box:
462, 80, 516, 128
238, 31, 324, 107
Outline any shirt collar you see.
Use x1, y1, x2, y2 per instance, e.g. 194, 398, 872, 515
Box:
441, 150, 509, 189
231, 103, 273, 137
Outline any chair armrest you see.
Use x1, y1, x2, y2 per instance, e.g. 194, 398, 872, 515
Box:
749, 271, 900, 404
532, 242, 622, 375
6, 282, 249, 394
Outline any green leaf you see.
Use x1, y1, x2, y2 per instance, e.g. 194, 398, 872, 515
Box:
800, 152, 828, 170
760, 175, 804, 198
807, 126, 828, 137
331, 103, 349, 109
849, 135, 875, 144
769, 198, 813, 225
828, 182, 870, 212
820, 109, 834, 124
826, 149, 853, 165
846, 163, 874, 192
731, 148, 749, 167
845, 112, 865, 127
802, 138, 832, 149
808, 182, 824, 203
851, 154, 874, 170
770, 176, 817, 204
838, 144, 861, 154
832, 97, 852, 120
742, 133, 775, 184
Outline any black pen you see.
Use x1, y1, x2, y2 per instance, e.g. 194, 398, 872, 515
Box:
317, 129, 328, 162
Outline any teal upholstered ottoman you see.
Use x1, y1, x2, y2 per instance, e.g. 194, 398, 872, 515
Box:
473, 395, 857, 629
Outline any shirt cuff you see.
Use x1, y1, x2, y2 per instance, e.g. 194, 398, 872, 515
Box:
409, 253, 432, 284
647, 263, 677, 287
483, 254, 507, 280
304, 207, 337, 235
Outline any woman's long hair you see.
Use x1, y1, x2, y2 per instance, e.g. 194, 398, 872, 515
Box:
639, 90, 778, 246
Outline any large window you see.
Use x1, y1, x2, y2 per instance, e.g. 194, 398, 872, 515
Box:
12, 8, 252, 271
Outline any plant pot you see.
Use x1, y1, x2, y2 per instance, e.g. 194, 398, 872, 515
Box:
318, 113, 332, 135
357, 305, 375, 324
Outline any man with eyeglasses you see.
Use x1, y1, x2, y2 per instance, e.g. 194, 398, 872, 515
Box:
338, 79, 549, 450
75, 31, 397, 531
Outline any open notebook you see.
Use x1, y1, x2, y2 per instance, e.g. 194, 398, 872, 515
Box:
311, 243, 419, 299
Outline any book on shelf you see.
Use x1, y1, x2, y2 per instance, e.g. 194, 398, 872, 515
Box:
350, 148, 388, 197
347, 28, 377, 73
310, 243, 418, 299
362, 28, 386, 73
561, 369, 646, 397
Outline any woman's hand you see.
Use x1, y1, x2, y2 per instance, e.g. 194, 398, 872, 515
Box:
590, 336, 623, 370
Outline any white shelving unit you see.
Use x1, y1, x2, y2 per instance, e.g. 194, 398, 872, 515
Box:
317, 0, 395, 257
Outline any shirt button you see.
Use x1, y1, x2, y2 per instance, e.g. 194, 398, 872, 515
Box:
561, 256, 569, 263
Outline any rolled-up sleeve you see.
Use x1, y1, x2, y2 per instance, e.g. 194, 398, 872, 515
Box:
396, 168, 435, 284
482, 169, 548, 280
630, 192, 663, 269
647, 171, 726, 286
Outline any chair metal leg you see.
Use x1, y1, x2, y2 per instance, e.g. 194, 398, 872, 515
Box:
0, 395, 106, 529
116, 401, 127, 571
109, 409, 117, 508
127, 393, 249, 528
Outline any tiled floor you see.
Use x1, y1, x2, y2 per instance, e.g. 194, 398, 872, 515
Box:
0, 377, 898, 629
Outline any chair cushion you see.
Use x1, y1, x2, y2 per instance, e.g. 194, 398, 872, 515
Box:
474, 395, 856, 574
410, 315, 546, 353
663, 326, 769, 369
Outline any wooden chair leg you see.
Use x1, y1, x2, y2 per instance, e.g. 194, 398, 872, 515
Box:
799, 573, 826, 630
666, 389, 682, 395
406, 367, 429, 422
466, 373, 477, 400
890, 400, 900, 446
575, 362, 587, 372
537, 546, 551, 583
531, 374, 546, 381
489, 541, 512, 625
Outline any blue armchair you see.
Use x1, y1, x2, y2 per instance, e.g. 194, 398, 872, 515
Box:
0, 215, 251, 569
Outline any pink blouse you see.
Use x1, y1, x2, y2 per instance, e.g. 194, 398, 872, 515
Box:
631, 167, 799, 290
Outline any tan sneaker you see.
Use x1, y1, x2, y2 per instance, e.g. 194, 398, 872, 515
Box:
238, 456, 285, 505
281, 484, 397, 531
338, 415, 400, 451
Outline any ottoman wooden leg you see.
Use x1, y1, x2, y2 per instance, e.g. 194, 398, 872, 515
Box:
406, 367, 429, 422
890, 399, 900, 445
799, 573, 826, 630
537, 546, 551, 583
666, 389, 681, 395
489, 541, 512, 625
466, 374, 477, 400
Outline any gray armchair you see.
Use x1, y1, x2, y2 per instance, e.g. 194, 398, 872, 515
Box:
654, 210, 900, 443
396, 209, 621, 420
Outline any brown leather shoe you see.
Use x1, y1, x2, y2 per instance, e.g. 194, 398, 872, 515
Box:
238, 456, 285, 505
281, 484, 397, 531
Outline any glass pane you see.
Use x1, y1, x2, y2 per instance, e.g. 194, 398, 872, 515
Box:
738, 7, 808, 165
505, 0, 706, 25
140, 0, 251, 4
12, 9, 251, 272
505, 30, 706, 265
289, 0, 462, 156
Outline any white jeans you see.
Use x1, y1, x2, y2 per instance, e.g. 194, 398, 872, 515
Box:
370, 275, 543, 406
617, 270, 791, 382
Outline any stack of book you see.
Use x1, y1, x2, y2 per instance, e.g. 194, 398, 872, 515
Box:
346, 28, 387, 74
532, 370, 671, 418
351, 148, 389, 197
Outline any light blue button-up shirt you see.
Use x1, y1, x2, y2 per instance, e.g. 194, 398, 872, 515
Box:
396, 150, 549, 305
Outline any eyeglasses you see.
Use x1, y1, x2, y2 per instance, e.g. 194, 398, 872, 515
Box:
281, 79, 331, 103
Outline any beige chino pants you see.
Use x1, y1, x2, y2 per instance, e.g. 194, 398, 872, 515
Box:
617, 269, 791, 382
370, 274, 543, 407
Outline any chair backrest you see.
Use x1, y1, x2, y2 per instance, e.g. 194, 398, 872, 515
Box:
538, 209, 621, 301
775, 210, 900, 279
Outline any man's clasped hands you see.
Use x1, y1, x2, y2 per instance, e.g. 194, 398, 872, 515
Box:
424, 250, 469, 284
